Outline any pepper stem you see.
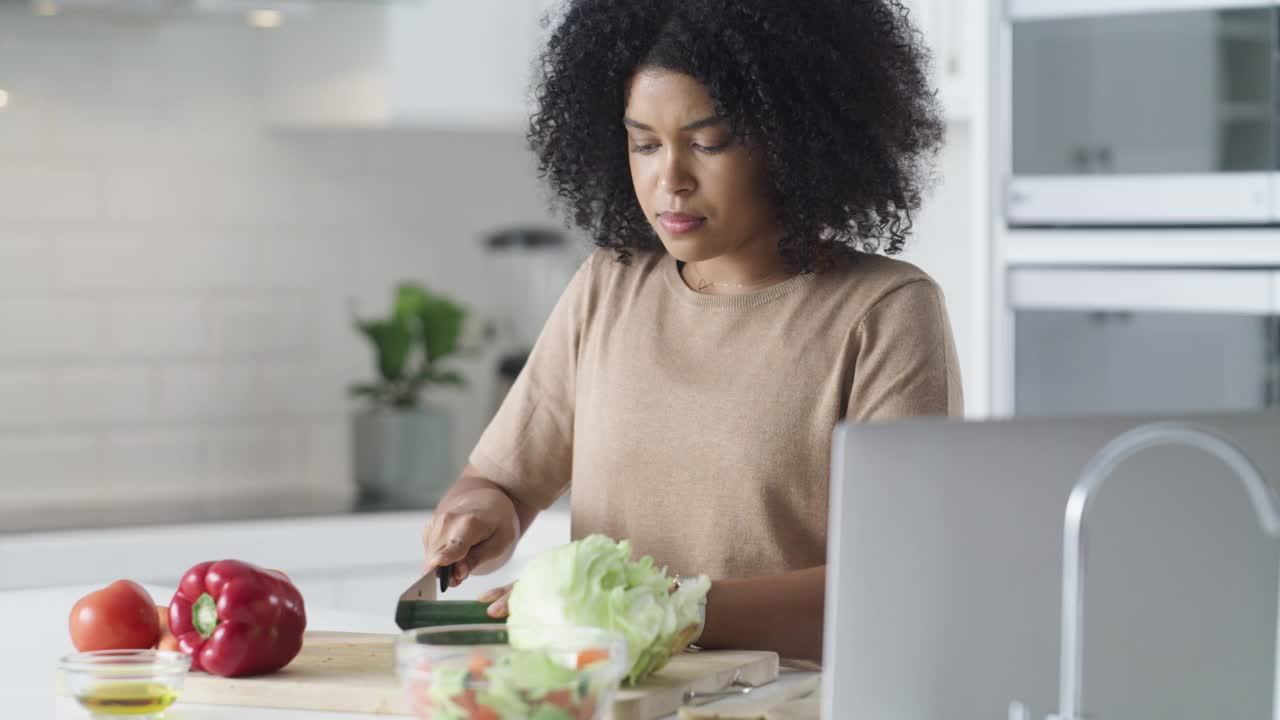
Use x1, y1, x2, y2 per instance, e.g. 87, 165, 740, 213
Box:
192, 593, 219, 639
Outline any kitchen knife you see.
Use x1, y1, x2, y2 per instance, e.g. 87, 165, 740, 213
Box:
395, 565, 506, 630
399, 570, 439, 603
397, 564, 449, 601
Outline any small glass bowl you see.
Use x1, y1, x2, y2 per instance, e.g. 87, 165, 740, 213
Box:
396, 624, 628, 720
59, 649, 190, 719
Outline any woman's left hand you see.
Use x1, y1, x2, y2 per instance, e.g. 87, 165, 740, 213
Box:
478, 582, 514, 618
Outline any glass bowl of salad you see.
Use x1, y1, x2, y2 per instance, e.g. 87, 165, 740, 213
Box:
396, 624, 628, 720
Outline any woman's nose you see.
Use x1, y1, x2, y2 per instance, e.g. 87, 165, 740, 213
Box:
659, 151, 696, 195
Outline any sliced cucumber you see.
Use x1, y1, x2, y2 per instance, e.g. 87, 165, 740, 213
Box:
395, 600, 507, 631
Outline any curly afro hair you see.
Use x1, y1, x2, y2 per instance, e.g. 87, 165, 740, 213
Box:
528, 0, 946, 273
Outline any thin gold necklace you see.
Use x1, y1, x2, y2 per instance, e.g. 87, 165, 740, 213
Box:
690, 262, 787, 292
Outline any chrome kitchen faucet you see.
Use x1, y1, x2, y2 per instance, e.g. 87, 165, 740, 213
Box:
1010, 422, 1280, 720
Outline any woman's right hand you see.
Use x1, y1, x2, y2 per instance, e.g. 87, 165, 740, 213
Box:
422, 475, 522, 589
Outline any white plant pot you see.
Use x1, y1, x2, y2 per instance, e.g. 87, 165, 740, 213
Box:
353, 405, 454, 509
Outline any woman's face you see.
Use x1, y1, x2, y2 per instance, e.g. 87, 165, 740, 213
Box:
623, 68, 781, 264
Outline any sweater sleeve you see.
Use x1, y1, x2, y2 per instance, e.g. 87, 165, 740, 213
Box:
846, 278, 965, 421
467, 254, 595, 510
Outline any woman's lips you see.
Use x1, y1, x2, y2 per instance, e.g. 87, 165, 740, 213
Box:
658, 212, 706, 235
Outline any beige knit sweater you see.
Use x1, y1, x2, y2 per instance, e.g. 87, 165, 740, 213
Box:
470, 248, 963, 579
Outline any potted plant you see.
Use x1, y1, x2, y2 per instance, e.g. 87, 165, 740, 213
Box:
350, 283, 471, 509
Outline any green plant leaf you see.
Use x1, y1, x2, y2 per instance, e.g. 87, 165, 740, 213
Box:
378, 378, 418, 408
357, 318, 413, 382
394, 284, 430, 327
389, 393, 418, 409
420, 296, 466, 364
353, 283, 480, 406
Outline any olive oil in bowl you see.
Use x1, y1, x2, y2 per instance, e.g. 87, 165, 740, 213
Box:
59, 649, 190, 720
76, 681, 179, 717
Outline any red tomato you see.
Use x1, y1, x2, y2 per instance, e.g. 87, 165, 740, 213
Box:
544, 689, 574, 709
68, 580, 161, 652
452, 690, 499, 720
454, 690, 479, 712
408, 680, 432, 712
575, 647, 610, 669
468, 653, 493, 676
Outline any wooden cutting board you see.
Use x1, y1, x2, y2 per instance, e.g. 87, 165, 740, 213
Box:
175, 631, 779, 719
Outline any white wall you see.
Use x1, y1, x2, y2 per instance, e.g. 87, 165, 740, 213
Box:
0, 2, 991, 531
896, 0, 992, 419
901, 121, 982, 416
0, 6, 567, 531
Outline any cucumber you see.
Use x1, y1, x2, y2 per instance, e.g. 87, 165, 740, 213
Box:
395, 600, 508, 631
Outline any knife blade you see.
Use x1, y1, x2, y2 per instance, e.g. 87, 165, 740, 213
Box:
395, 565, 506, 631
398, 571, 439, 603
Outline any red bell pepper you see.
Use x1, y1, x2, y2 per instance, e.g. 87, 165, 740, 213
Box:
169, 559, 307, 677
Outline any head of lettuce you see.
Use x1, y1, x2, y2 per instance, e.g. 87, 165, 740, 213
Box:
506, 534, 712, 685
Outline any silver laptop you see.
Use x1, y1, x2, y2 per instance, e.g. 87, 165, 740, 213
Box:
822, 412, 1280, 720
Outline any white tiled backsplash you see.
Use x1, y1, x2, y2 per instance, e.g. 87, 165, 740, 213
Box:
0, 6, 571, 530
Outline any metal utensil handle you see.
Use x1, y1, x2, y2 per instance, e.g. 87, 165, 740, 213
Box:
683, 680, 756, 707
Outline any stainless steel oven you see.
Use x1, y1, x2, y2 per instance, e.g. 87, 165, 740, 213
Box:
1007, 0, 1280, 225
1009, 266, 1280, 415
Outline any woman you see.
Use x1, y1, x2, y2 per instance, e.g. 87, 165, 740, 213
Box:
422, 0, 960, 663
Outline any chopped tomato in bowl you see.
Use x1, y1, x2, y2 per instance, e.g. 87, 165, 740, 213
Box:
395, 625, 627, 720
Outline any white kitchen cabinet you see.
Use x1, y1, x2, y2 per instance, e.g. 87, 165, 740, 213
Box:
265, 0, 559, 130
901, 0, 977, 121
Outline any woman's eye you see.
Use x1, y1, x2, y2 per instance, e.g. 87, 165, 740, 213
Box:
694, 142, 730, 154
629, 140, 728, 155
